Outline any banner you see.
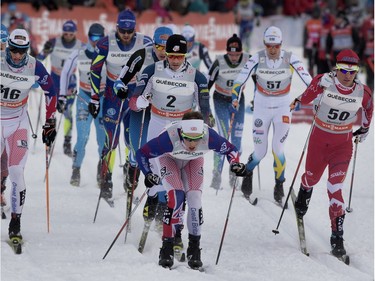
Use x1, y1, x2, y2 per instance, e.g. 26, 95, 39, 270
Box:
5, 3, 238, 52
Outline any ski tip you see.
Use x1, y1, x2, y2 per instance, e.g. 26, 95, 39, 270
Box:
249, 197, 258, 205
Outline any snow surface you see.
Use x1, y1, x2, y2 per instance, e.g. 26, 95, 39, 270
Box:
1, 48, 374, 281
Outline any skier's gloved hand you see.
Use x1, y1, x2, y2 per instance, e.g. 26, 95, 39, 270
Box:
231, 99, 239, 113
229, 103, 238, 115
353, 126, 369, 143
290, 98, 301, 112
42, 118, 57, 147
88, 95, 100, 119
113, 80, 128, 100
43, 41, 53, 54
56, 95, 67, 113
230, 162, 247, 177
144, 173, 161, 188
136, 95, 150, 109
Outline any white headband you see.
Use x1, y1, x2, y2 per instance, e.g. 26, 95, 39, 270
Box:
180, 119, 204, 134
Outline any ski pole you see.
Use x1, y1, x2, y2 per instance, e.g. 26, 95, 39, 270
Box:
124, 108, 146, 242
93, 100, 125, 223
216, 177, 238, 265
27, 111, 37, 139
346, 137, 359, 213
103, 190, 147, 260
272, 93, 326, 235
45, 145, 51, 233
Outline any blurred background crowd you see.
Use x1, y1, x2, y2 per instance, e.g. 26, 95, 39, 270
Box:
0, 0, 373, 17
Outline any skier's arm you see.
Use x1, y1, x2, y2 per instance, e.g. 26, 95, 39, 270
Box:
35, 60, 57, 120
136, 131, 173, 175
207, 59, 220, 90
199, 43, 212, 70
118, 48, 147, 85
90, 37, 108, 98
232, 53, 258, 105
60, 49, 78, 97
207, 127, 240, 164
195, 71, 212, 125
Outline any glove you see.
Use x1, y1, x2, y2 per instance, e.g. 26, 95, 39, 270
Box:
113, 80, 128, 100
88, 96, 100, 119
56, 95, 67, 113
208, 113, 215, 127
353, 127, 369, 143
144, 173, 161, 188
290, 98, 301, 111
136, 95, 150, 109
230, 162, 247, 177
231, 99, 239, 113
43, 41, 53, 54
319, 72, 334, 88
42, 118, 57, 147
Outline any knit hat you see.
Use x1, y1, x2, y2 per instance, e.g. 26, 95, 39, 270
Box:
263, 26, 282, 44
336, 49, 360, 71
227, 34, 242, 52
63, 20, 77, 32
8, 28, 30, 48
336, 49, 360, 65
166, 34, 187, 55
88, 23, 105, 42
153, 26, 173, 45
117, 9, 136, 30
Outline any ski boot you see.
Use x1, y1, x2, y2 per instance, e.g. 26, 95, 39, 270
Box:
63, 136, 73, 157
210, 170, 221, 190
294, 185, 313, 218
159, 238, 174, 268
187, 234, 203, 269
8, 213, 22, 240
241, 171, 253, 199
100, 173, 113, 199
273, 179, 285, 204
330, 234, 346, 257
70, 167, 80, 187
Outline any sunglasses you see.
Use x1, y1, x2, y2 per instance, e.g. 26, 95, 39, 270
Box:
154, 44, 165, 51
118, 28, 134, 34
181, 132, 204, 142
9, 45, 28, 55
265, 44, 281, 49
89, 35, 103, 42
338, 68, 357, 75
166, 53, 186, 60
